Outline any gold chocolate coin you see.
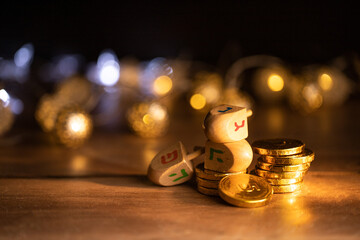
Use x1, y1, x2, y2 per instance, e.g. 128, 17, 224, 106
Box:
218, 174, 273, 208
272, 182, 303, 193
256, 159, 310, 172
196, 177, 219, 189
252, 138, 305, 156
261, 148, 315, 165
266, 177, 303, 185
197, 185, 219, 196
195, 163, 246, 181
255, 168, 307, 179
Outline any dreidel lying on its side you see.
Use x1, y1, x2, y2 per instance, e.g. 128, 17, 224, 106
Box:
147, 141, 204, 186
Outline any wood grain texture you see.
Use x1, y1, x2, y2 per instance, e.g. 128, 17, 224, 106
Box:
1, 101, 360, 239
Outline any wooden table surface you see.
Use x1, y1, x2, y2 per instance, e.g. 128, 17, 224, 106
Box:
1, 101, 360, 240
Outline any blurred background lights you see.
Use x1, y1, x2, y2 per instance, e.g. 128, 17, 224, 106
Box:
127, 102, 169, 138
153, 75, 173, 96
190, 93, 206, 110
267, 74, 284, 92
55, 107, 93, 148
99, 60, 120, 86
92, 50, 120, 87
14, 43, 34, 68
253, 66, 289, 102
0, 89, 10, 107
139, 58, 173, 97
10, 98, 24, 115
68, 113, 89, 135
57, 55, 80, 78
189, 72, 222, 112
302, 84, 323, 110
318, 73, 333, 91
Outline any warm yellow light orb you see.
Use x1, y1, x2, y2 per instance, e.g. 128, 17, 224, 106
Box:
190, 93, 206, 110
142, 114, 153, 125
126, 102, 169, 138
153, 75, 173, 96
318, 73, 333, 91
267, 74, 284, 92
68, 114, 89, 135
55, 107, 93, 148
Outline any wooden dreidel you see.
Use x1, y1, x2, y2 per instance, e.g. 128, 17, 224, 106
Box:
204, 139, 253, 173
147, 142, 204, 186
204, 104, 252, 143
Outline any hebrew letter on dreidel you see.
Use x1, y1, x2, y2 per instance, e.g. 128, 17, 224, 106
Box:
204, 104, 250, 143
161, 150, 178, 164
234, 120, 245, 131
168, 169, 189, 182
209, 148, 224, 163
218, 107, 232, 113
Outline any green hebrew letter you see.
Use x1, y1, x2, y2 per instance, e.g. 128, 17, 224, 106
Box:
169, 169, 189, 182
209, 148, 224, 163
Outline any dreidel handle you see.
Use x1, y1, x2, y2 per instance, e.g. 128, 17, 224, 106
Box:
186, 146, 205, 161
246, 109, 253, 117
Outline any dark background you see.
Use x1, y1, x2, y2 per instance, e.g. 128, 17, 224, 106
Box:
0, 1, 359, 65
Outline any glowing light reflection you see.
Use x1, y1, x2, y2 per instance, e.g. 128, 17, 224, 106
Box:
318, 73, 333, 91
267, 74, 284, 92
67, 113, 88, 135
0, 89, 10, 107
14, 43, 34, 68
10, 98, 24, 115
190, 93, 206, 110
153, 75, 173, 96
96, 51, 120, 86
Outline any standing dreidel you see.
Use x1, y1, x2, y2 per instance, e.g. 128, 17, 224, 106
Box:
204, 104, 253, 173
147, 142, 204, 186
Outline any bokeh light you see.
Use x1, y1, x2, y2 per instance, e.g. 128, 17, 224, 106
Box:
55, 107, 93, 148
153, 75, 173, 96
267, 74, 284, 92
318, 73, 333, 91
190, 93, 206, 110
0, 89, 10, 107
14, 43, 34, 68
127, 102, 169, 138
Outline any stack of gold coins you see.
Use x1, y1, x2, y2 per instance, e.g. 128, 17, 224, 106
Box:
252, 139, 315, 194
195, 163, 246, 196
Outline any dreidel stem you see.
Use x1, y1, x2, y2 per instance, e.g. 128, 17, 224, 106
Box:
186, 146, 205, 161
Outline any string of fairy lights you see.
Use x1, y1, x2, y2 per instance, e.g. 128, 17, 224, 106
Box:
1, 43, 359, 147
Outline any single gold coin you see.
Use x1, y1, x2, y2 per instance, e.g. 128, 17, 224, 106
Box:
261, 148, 315, 164
252, 139, 305, 156
255, 168, 307, 179
256, 159, 311, 172
218, 174, 273, 208
196, 177, 219, 189
272, 182, 303, 193
197, 185, 219, 196
195, 163, 246, 181
265, 177, 303, 185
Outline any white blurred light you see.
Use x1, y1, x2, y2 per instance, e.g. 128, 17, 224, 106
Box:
97, 51, 116, 67
14, 43, 34, 68
0, 89, 10, 107
57, 55, 79, 77
10, 98, 24, 115
96, 50, 120, 87
139, 58, 173, 96
99, 60, 120, 86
